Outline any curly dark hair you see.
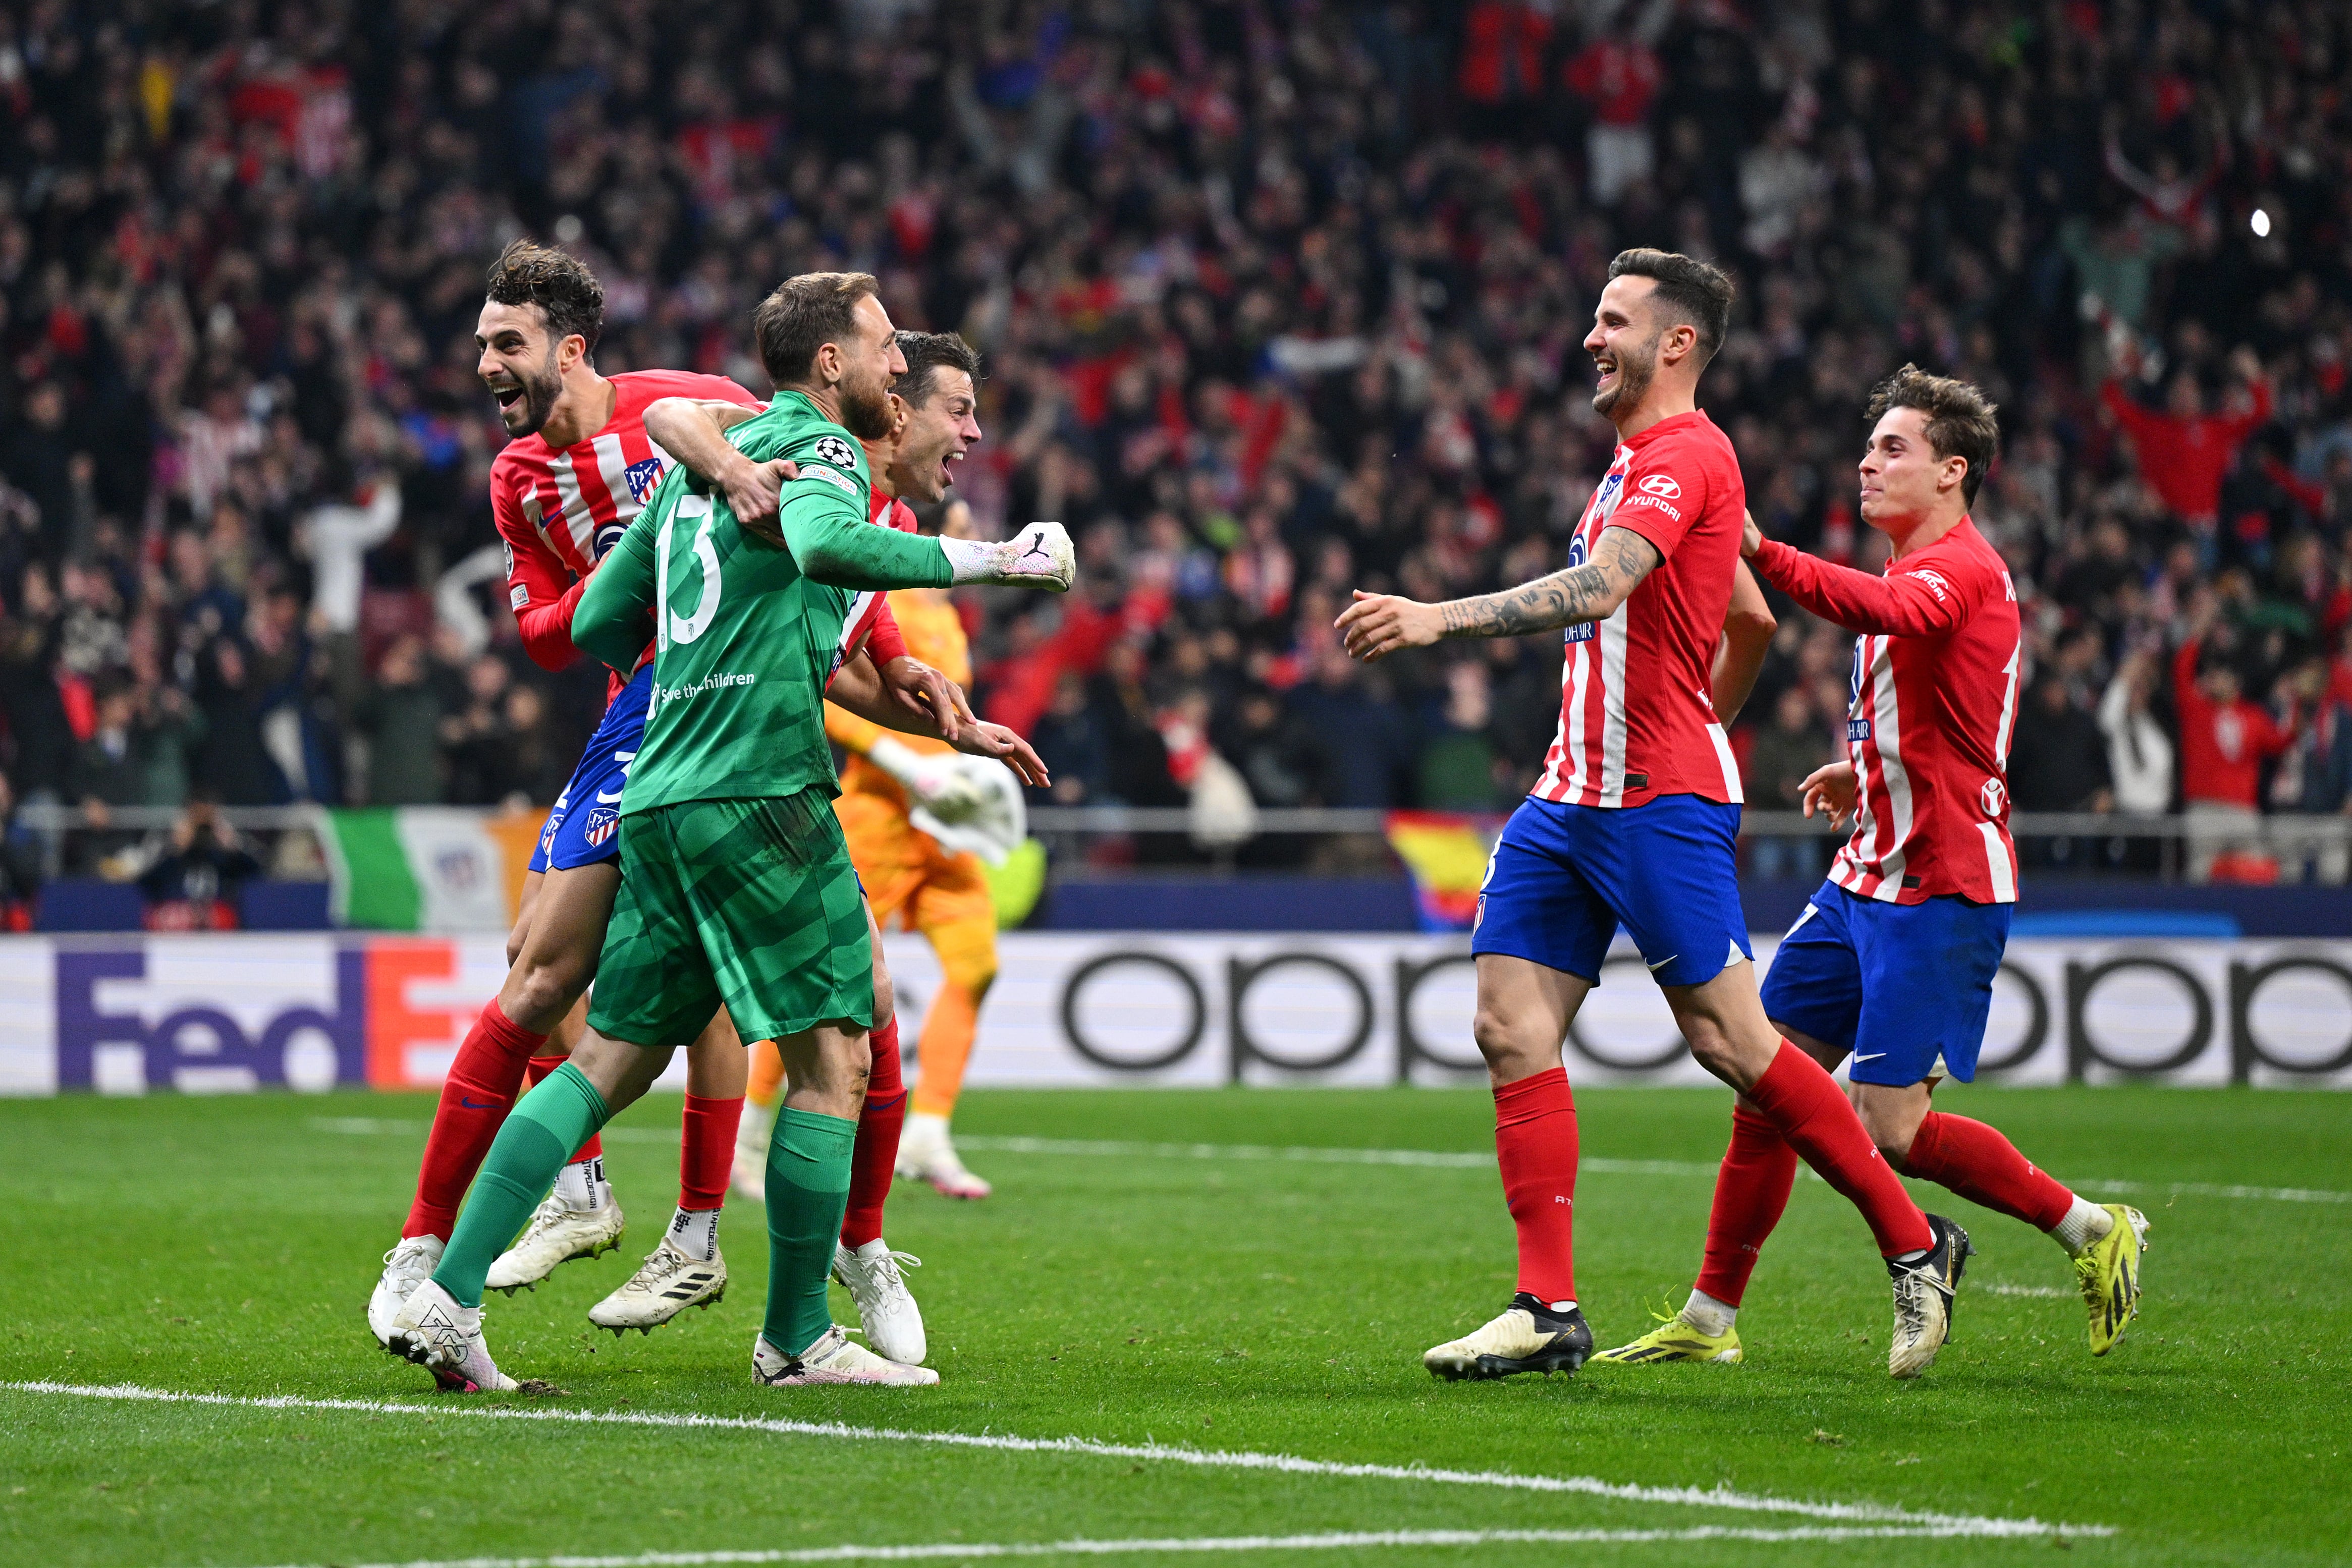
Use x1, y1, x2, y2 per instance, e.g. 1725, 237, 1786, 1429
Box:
483, 239, 605, 356
1865, 363, 2001, 507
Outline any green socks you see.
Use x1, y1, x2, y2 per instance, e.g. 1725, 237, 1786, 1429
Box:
432, 1062, 610, 1308
763, 1107, 857, 1356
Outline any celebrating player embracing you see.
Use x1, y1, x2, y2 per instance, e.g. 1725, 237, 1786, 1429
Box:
1338, 250, 1975, 1382
385, 272, 1074, 1391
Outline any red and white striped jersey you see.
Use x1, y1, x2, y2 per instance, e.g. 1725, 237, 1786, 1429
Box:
828, 490, 915, 687
1534, 410, 1747, 809
1751, 518, 2021, 904
488, 370, 761, 692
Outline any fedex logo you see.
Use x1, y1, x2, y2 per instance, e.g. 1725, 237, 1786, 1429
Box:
55, 944, 366, 1092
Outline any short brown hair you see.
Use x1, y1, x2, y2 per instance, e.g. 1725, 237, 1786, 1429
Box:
485, 240, 604, 355
753, 271, 880, 386
1607, 248, 1735, 365
1865, 363, 2001, 507
895, 330, 982, 408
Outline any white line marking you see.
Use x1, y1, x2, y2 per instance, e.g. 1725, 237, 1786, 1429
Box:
1980, 1283, 2073, 1299
6, 1382, 2105, 1539
238, 1523, 2091, 1568
306, 1121, 2350, 1202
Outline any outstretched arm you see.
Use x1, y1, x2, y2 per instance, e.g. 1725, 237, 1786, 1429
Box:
1335, 525, 1661, 661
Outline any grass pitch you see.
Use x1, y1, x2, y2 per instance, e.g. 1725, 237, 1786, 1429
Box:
0, 1084, 2345, 1568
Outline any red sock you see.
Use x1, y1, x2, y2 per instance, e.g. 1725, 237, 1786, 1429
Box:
402, 1002, 545, 1240
1493, 1066, 1577, 1304
1744, 1042, 1934, 1258
679, 1093, 743, 1211
527, 1055, 603, 1163
842, 1018, 906, 1250
1902, 1111, 2073, 1231
1693, 1106, 1799, 1307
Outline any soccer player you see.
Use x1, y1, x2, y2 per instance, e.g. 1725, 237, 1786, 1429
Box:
793, 333, 1004, 1207
388, 271, 1075, 1391
368, 242, 761, 1352
1592, 367, 2149, 1368
1338, 250, 1974, 1383
366, 244, 962, 1357
637, 329, 1006, 1366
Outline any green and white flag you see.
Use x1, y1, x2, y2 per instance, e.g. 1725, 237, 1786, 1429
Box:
315, 808, 527, 932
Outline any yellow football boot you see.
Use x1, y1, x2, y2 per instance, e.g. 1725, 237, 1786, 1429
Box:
2073, 1204, 2149, 1356
1589, 1307, 1744, 1366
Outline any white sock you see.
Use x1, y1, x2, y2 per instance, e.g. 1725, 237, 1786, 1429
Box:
2049, 1195, 2113, 1258
668, 1206, 720, 1262
904, 1109, 951, 1148
1682, 1289, 1738, 1337
552, 1156, 607, 1211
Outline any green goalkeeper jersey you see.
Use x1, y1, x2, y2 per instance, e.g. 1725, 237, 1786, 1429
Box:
573, 389, 955, 816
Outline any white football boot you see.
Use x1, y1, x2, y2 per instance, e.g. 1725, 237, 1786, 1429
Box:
367, 1234, 443, 1352
388, 1278, 516, 1392
832, 1240, 927, 1364
588, 1238, 727, 1335
896, 1112, 991, 1200
731, 1101, 774, 1206
1888, 1214, 1975, 1379
1422, 1294, 1593, 1381
752, 1324, 937, 1386
485, 1189, 625, 1294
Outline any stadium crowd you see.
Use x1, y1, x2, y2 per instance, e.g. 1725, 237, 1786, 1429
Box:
3, 0, 2351, 886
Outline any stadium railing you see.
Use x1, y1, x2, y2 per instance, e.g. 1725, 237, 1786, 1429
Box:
8, 802, 2321, 887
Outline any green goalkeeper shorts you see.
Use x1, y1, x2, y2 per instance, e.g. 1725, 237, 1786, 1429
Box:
588, 789, 874, 1049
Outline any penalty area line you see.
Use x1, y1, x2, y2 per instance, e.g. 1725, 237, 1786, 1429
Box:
7, 1381, 2107, 1540
235, 1522, 2099, 1567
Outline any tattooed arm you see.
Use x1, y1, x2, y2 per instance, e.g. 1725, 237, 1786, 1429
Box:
1334, 526, 1664, 662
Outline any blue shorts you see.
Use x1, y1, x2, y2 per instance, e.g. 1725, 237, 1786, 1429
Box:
1471, 793, 1752, 989
1758, 880, 2013, 1086
530, 665, 653, 875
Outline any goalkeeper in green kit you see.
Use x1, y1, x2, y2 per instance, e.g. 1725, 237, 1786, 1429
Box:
388, 271, 1074, 1389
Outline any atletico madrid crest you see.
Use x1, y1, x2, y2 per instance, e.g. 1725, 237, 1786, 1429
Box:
585, 807, 619, 847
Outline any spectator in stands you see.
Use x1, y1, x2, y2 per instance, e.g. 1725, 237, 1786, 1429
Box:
1287, 642, 1413, 812
2175, 618, 2290, 882
0, 772, 40, 930
2271, 657, 2352, 883
1416, 660, 1504, 811
354, 635, 446, 806
2009, 675, 2116, 871
2099, 648, 2177, 819
2102, 347, 2275, 532
2, 0, 2349, 899
1742, 685, 1836, 881
138, 799, 263, 932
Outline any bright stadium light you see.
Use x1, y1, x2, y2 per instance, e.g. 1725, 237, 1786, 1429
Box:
2252, 208, 2272, 238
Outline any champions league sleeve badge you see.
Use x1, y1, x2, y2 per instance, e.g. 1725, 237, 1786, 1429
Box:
813, 434, 858, 468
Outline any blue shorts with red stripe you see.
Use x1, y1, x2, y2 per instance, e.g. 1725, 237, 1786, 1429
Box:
529, 664, 653, 875
1471, 793, 1752, 989
1758, 879, 2013, 1085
